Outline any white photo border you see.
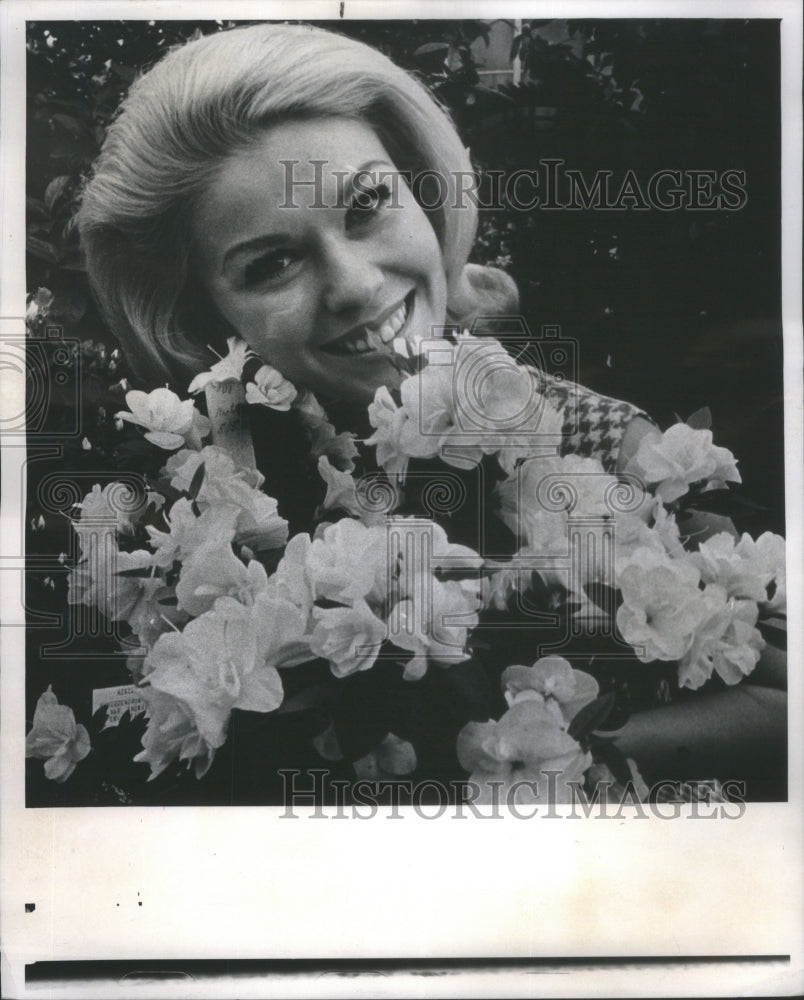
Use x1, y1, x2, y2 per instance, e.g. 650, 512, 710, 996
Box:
2, 2, 802, 997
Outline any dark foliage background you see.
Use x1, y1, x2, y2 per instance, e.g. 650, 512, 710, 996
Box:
25, 18, 785, 804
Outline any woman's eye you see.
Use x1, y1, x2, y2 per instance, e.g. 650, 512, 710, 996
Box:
346, 182, 392, 227
241, 251, 297, 288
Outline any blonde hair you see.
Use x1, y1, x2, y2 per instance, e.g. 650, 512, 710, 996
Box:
78, 23, 516, 385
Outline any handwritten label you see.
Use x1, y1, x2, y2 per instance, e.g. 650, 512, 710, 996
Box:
92, 685, 147, 727
205, 380, 256, 470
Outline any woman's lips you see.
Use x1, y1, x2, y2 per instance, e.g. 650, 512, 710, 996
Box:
320, 292, 414, 356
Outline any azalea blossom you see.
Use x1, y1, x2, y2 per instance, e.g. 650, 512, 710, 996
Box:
307, 518, 392, 607
264, 532, 315, 617
164, 445, 262, 495
26, 686, 91, 782
456, 699, 592, 806
615, 546, 705, 661
690, 531, 775, 603
310, 599, 387, 677
317, 456, 362, 516
501, 656, 599, 727
68, 535, 160, 624
145, 498, 238, 568
365, 385, 410, 480
134, 686, 216, 780
164, 447, 288, 551
391, 577, 481, 680
749, 531, 787, 615
250, 591, 314, 669
677, 585, 764, 689
353, 732, 417, 779
144, 596, 285, 748
585, 758, 650, 803
117, 388, 211, 450
175, 542, 268, 616
73, 482, 162, 542
245, 363, 298, 411
625, 422, 740, 503
187, 337, 252, 394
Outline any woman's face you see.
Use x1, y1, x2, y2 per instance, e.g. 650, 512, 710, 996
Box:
191, 117, 448, 407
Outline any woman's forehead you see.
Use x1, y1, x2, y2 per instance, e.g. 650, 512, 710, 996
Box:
215, 117, 395, 205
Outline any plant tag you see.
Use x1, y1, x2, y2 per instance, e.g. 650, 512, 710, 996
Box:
92, 684, 147, 727
205, 380, 256, 470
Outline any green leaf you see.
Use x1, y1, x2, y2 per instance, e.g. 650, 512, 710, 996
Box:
686, 406, 712, 430
44, 175, 71, 212
757, 620, 786, 650
115, 566, 154, 578
683, 490, 766, 517
583, 582, 619, 614
568, 691, 616, 741
591, 738, 633, 787
187, 461, 206, 501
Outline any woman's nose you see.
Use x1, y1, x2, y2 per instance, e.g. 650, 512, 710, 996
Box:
320, 237, 384, 313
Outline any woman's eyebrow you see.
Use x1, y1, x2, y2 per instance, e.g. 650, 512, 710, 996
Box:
341, 159, 396, 200
222, 233, 292, 270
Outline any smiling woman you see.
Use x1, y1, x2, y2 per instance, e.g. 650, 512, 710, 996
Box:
36, 20, 786, 808
77, 23, 501, 390
190, 117, 448, 407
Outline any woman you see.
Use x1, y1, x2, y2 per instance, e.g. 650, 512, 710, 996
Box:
76, 23, 785, 798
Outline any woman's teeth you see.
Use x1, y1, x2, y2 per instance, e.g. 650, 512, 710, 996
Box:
327, 300, 409, 355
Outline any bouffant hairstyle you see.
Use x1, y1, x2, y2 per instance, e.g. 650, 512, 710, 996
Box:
78, 23, 517, 386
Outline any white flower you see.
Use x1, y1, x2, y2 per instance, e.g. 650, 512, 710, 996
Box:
145, 498, 238, 568
399, 363, 460, 456
689, 531, 774, 603
134, 686, 216, 780
456, 699, 592, 806
265, 533, 315, 616
145, 597, 285, 748
353, 732, 417, 779
677, 585, 764, 689
310, 599, 387, 677
396, 519, 483, 600
116, 388, 210, 450
615, 547, 705, 661
625, 422, 740, 503
163, 447, 288, 552
307, 519, 391, 607
391, 577, 481, 680
187, 337, 251, 394
26, 687, 91, 782
365, 385, 410, 481
501, 656, 599, 726
175, 542, 268, 617
245, 363, 297, 411
749, 531, 786, 614
164, 445, 262, 496
250, 591, 314, 669
586, 758, 650, 803
317, 456, 362, 516
68, 536, 161, 625
73, 482, 162, 542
